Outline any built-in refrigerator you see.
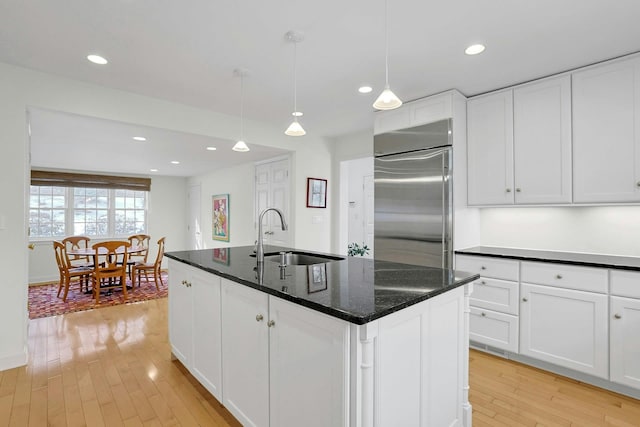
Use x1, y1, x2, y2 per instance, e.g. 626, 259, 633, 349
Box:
374, 118, 453, 269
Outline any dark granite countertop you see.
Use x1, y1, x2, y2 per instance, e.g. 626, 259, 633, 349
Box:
166, 246, 478, 325
456, 246, 640, 271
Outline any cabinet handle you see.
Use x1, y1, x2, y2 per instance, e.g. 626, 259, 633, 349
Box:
256, 314, 264, 322
186, 282, 192, 288
637, 182, 640, 187
480, 266, 486, 270
481, 312, 486, 317
480, 280, 486, 285
522, 297, 528, 302
506, 188, 512, 193
516, 188, 521, 192
614, 314, 622, 319
267, 320, 276, 328
181, 280, 186, 285
556, 274, 562, 279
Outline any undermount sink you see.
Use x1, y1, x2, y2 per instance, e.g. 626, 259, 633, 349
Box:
253, 251, 345, 265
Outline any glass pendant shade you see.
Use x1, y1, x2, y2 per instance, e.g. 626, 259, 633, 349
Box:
373, 85, 403, 110
285, 119, 306, 136
232, 140, 250, 152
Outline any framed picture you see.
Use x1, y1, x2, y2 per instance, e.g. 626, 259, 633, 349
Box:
212, 247, 229, 265
306, 177, 327, 208
307, 264, 328, 293
212, 194, 230, 241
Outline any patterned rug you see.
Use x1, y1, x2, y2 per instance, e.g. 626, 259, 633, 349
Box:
28, 271, 168, 319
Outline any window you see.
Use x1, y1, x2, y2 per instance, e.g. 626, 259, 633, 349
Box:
29, 186, 148, 239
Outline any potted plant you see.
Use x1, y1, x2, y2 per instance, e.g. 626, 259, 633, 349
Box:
347, 242, 370, 257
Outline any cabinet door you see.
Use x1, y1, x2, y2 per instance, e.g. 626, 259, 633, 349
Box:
168, 260, 192, 366
269, 297, 350, 427
513, 75, 572, 204
610, 296, 640, 389
573, 57, 640, 202
520, 283, 608, 378
191, 270, 223, 400
467, 90, 515, 205
470, 307, 519, 352
470, 278, 519, 315
221, 279, 269, 427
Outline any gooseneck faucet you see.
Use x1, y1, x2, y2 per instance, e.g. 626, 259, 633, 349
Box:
256, 207, 288, 263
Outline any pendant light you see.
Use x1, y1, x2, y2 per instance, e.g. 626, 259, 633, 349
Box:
373, 0, 402, 110
285, 31, 306, 136
232, 68, 250, 152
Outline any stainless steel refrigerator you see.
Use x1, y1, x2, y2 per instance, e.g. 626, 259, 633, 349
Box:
374, 119, 453, 269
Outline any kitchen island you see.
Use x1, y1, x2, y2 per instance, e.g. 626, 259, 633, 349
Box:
166, 246, 478, 427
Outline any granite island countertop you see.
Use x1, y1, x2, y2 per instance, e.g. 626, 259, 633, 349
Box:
166, 245, 478, 325
456, 246, 640, 271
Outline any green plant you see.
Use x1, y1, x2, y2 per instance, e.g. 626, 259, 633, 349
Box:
348, 242, 370, 257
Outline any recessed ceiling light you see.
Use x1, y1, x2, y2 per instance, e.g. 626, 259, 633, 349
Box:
359, 86, 373, 94
87, 54, 108, 65
292, 111, 303, 117
150, 168, 158, 172
465, 44, 486, 55
132, 136, 147, 141
170, 161, 180, 165
206, 146, 217, 151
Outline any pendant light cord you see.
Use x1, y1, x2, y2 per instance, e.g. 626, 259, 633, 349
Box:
240, 74, 244, 140
293, 41, 298, 117
384, 0, 389, 87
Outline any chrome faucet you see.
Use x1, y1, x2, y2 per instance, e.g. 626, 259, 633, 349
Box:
256, 207, 288, 263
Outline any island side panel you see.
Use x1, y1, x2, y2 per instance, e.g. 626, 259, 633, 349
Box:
356, 285, 468, 427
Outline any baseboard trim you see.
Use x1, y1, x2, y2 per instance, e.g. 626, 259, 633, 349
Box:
0, 351, 28, 371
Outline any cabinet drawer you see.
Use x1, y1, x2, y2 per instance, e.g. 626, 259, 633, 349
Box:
521, 261, 608, 293
470, 307, 519, 353
456, 255, 519, 281
470, 278, 519, 315
610, 270, 640, 299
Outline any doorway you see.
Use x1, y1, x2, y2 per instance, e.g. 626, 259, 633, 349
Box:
339, 157, 374, 258
255, 156, 291, 247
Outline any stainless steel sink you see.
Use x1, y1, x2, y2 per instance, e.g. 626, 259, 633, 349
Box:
254, 251, 345, 265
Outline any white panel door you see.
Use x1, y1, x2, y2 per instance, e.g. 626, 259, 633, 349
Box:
221, 279, 270, 427
573, 57, 640, 203
269, 297, 349, 427
610, 296, 640, 389
191, 270, 223, 400
467, 90, 515, 205
363, 174, 374, 258
269, 159, 290, 246
513, 75, 572, 204
168, 260, 192, 366
520, 283, 608, 378
187, 184, 202, 249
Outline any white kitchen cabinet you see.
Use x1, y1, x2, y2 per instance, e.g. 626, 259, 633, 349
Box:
168, 260, 223, 400
513, 75, 572, 204
470, 307, 519, 353
221, 279, 350, 427
610, 296, 640, 389
573, 56, 640, 203
221, 278, 270, 427
520, 283, 608, 378
467, 90, 514, 205
373, 90, 458, 134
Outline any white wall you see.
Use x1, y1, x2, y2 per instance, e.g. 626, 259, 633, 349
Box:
346, 157, 374, 250
0, 60, 333, 371
480, 206, 640, 256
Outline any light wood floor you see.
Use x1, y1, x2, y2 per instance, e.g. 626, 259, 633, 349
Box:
2, 300, 639, 426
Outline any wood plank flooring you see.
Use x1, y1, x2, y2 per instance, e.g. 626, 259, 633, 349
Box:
1, 298, 638, 426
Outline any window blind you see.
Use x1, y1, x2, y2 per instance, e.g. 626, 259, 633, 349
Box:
31, 170, 151, 192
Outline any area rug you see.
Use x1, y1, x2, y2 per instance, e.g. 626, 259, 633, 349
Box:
28, 271, 168, 319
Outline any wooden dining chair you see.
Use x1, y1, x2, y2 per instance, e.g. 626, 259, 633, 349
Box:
132, 237, 165, 290
125, 234, 150, 278
53, 241, 92, 302
91, 241, 130, 304
62, 235, 93, 269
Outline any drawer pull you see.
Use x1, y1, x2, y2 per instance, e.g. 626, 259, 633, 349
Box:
556, 274, 563, 279
481, 312, 486, 317
516, 188, 521, 192
522, 297, 528, 302
614, 314, 622, 319
256, 314, 264, 322
267, 320, 276, 328
480, 266, 486, 270
506, 188, 512, 193
480, 280, 486, 285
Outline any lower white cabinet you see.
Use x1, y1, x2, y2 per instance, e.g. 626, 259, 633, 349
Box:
520, 283, 608, 378
168, 260, 223, 400
610, 296, 640, 389
221, 278, 350, 427
470, 307, 519, 353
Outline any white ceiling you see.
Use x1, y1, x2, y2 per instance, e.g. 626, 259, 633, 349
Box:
3, 0, 640, 175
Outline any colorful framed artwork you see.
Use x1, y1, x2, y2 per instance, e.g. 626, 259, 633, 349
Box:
212, 247, 229, 265
306, 177, 327, 208
307, 264, 328, 293
212, 194, 230, 241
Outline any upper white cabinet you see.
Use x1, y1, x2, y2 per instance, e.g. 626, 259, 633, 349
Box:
374, 90, 457, 134
513, 76, 572, 204
573, 57, 640, 203
467, 75, 572, 206
467, 90, 514, 205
